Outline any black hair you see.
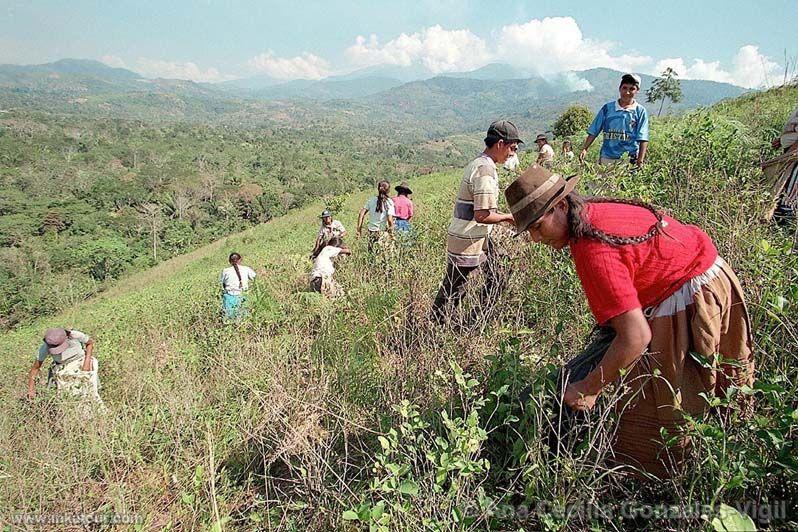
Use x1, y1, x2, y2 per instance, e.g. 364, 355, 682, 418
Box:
376, 180, 390, 213
484, 136, 501, 148
229, 252, 243, 289
565, 193, 667, 246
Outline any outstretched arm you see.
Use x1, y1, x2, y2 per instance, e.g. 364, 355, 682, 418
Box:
564, 308, 651, 411
27, 360, 43, 398
579, 134, 597, 163
356, 209, 367, 238
636, 141, 649, 166
474, 209, 514, 225
81, 338, 94, 372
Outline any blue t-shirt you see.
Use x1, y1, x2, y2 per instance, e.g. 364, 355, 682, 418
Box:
587, 100, 649, 160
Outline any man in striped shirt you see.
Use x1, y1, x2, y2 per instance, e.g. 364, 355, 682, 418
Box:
432, 120, 523, 324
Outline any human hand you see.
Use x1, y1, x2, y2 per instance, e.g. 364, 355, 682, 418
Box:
772, 138, 782, 150
564, 381, 598, 411
579, 148, 588, 164
27, 389, 36, 400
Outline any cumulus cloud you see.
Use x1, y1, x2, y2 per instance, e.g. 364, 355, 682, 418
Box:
246, 51, 331, 80
496, 17, 651, 75
345, 25, 490, 73
132, 58, 233, 83
654, 45, 780, 89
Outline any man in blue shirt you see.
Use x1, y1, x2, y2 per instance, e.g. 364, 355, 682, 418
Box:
579, 73, 649, 168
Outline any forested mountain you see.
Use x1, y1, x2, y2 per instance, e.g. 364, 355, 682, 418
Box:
0, 59, 747, 135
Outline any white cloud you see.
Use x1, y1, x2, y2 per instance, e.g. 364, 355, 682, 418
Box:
100, 54, 127, 69
246, 51, 331, 80
496, 17, 651, 75
653, 45, 780, 89
132, 58, 233, 83
345, 25, 490, 73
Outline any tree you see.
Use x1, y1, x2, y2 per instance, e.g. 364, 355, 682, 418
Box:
136, 203, 164, 262
553, 105, 593, 138
646, 68, 683, 117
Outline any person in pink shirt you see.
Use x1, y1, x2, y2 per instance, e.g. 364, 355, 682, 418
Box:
392, 181, 415, 234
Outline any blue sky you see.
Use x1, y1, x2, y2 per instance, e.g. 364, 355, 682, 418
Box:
1, 0, 795, 88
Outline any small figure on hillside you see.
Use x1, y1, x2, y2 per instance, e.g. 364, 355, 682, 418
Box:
357, 180, 395, 252
505, 164, 755, 478
392, 181, 415, 235
503, 152, 520, 172
311, 210, 347, 259
309, 236, 351, 297
431, 119, 521, 326
580, 73, 649, 168
220, 252, 257, 320
765, 104, 798, 223
27, 327, 103, 406
535, 134, 555, 168
562, 139, 575, 160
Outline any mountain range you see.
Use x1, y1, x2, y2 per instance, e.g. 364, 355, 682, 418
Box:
0, 59, 748, 137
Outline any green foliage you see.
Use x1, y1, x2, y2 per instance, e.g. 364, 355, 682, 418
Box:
647, 67, 684, 117
1, 84, 797, 531
552, 104, 593, 139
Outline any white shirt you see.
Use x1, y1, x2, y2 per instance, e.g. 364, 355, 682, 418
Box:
220, 265, 257, 295
311, 246, 342, 278
318, 219, 346, 239
538, 143, 554, 162
363, 196, 395, 232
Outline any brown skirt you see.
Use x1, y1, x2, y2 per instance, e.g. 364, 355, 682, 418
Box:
612, 258, 755, 477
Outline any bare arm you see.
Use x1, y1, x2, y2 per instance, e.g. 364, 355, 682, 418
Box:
387, 215, 394, 232
636, 141, 649, 166
474, 209, 514, 225
579, 134, 597, 162
81, 338, 94, 372
564, 308, 652, 410
356, 209, 367, 238
27, 360, 43, 398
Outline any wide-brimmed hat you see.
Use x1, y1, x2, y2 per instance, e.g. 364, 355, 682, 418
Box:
44, 327, 70, 355
320, 210, 332, 219
505, 164, 580, 236
395, 181, 413, 194
535, 134, 548, 143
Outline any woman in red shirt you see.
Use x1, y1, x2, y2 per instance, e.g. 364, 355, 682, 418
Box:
505, 164, 755, 477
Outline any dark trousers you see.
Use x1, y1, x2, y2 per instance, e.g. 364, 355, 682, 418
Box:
431, 239, 508, 324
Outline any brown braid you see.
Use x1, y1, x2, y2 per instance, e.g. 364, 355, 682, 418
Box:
566, 193, 669, 246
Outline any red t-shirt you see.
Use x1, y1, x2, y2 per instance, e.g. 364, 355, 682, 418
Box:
570, 202, 718, 325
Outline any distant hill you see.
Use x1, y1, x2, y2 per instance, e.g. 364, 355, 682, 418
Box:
0, 58, 143, 94
439, 63, 527, 80
0, 59, 748, 138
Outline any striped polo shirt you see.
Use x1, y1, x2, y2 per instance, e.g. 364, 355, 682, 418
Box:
445, 153, 499, 267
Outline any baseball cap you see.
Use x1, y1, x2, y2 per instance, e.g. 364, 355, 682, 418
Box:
621, 73, 642, 87
485, 119, 524, 144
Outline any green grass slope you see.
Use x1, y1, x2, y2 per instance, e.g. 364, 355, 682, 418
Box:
1, 86, 797, 530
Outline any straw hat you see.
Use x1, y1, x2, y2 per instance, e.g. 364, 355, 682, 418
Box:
504, 164, 580, 236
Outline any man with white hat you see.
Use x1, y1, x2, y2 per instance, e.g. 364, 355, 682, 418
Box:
579, 73, 649, 168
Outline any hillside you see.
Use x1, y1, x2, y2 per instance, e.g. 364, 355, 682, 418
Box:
0, 60, 746, 137
1, 86, 796, 530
